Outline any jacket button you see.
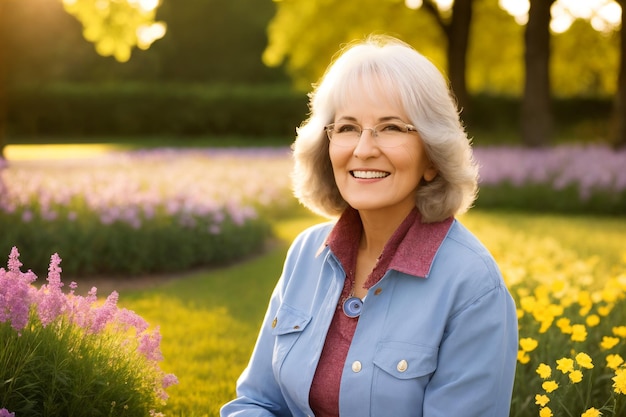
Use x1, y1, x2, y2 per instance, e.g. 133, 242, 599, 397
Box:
271, 318, 277, 328
374, 288, 382, 295
351, 361, 362, 373
397, 359, 408, 372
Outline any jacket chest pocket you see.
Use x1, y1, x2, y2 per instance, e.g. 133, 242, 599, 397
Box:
271, 304, 312, 379
371, 342, 438, 417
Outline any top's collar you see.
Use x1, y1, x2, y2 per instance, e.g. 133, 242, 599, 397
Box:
325, 207, 453, 279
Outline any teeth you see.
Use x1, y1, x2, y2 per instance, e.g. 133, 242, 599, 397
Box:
352, 170, 389, 179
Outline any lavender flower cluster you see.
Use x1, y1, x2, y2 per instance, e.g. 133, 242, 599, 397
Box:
0, 147, 293, 231
0, 247, 178, 403
474, 144, 626, 200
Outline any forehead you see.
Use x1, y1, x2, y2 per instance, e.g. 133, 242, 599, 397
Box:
332, 73, 406, 117
333, 75, 408, 121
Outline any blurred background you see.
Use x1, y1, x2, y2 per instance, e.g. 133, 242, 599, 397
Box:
0, 0, 622, 152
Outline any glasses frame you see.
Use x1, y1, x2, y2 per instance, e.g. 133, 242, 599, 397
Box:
324, 121, 418, 148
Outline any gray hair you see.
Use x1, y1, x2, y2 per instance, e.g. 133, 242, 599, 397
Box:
291, 34, 478, 223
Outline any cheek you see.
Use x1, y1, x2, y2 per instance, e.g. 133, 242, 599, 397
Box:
329, 145, 351, 170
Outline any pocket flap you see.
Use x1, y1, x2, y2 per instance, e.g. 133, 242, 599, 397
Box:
271, 304, 311, 336
373, 342, 438, 379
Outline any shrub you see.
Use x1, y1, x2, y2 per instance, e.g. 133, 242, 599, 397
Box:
0, 247, 178, 416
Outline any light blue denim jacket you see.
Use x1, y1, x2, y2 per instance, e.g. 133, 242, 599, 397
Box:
221, 216, 518, 417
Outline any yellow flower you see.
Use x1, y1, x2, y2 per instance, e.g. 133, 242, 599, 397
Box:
601, 336, 620, 350
598, 304, 612, 317
520, 337, 538, 352
613, 326, 626, 338
536, 363, 552, 379
606, 354, 624, 370
556, 358, 574, 373
581, 407, 602, 417
576, 352, 594, 369
586, 314, 600, 327
518, 350, 530, 364
556, 317, 572, 334
542, 380, 559, 393
613, 368, 626, 395
535, 394, 550, 407
520, 296, 536, 313
569, 370, 583, 383
571, 324, 588, 342
539, 406, 553, 417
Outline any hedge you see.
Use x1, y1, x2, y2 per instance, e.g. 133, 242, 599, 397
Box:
7, 83, 613, 141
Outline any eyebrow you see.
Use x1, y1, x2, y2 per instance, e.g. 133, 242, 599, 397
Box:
335, 116, 406, 123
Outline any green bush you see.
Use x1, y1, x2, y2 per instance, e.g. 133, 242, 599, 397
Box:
7, 83, 308, 139
476, 183, 626, 216
0, 205, 272, 278
0, 248, 178, 416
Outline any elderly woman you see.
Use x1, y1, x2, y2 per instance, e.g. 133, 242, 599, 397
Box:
221, 34, 518, 417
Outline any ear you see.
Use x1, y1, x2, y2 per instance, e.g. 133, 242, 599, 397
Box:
423, 164, 438, 182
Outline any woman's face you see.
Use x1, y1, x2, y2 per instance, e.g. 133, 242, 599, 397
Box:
329, 88, 437, 219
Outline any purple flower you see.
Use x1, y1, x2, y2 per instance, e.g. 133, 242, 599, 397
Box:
1, 247, 37, 332
88, 291, 119, 334
0, 408, 15, 417
137, 327, 164, 362
37, 253, 66, 326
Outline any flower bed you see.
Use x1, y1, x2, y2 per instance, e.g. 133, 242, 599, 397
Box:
0, 148, 294, 276
475, 145, 626, 214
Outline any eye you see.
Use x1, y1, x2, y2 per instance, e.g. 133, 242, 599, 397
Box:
378, 122, 405, 133
336, 123, 360, 134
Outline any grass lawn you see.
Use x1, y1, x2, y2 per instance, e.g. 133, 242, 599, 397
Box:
112, 209, 626, 416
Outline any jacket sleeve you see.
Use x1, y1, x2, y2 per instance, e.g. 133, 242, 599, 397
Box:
423, 284, 518, 417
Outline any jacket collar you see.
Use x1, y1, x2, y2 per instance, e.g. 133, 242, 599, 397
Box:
325, 207, 453, 279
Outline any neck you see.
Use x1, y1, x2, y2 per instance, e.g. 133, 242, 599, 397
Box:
358, 205, 414, 257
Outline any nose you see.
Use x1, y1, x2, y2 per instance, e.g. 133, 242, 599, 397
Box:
353, 128, 380, 159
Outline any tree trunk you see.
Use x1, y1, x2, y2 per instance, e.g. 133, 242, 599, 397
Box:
446, 0, 473, 119
420, 0, 473, 116
0, 0, 8, 160
521, 0, 555, 147
610, 0, 626, 149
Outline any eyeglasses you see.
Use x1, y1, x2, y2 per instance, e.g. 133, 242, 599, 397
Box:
325, 121, 418, 148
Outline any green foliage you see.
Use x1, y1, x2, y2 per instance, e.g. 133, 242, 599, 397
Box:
265, 0, 619, 97
7, 83, 307, 138
6, 83, 612, 140
1, 315, 161, 416
477, 183, 626, 216
0, 203, 272, 278
62, 0, 165, 62
264, 0, 445, 90
3, 0, 284, 85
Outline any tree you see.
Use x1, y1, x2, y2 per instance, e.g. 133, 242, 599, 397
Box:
264, 0, 475, 114
503, 0, 621, 146
0, 0, 166, 159
611, 0, 626, 148
521, 0, 556, 147
410, 0, 475, 118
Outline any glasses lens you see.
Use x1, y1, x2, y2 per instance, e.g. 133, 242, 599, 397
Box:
374, 122, 410, 147
326, 122, 414, 148
327, 123, 361, 147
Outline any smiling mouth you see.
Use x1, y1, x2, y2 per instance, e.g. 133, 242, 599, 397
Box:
350, 170, 390, 179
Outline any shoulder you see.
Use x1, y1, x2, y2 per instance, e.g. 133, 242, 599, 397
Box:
282, 221, 335, 265
433, 219, 505, 292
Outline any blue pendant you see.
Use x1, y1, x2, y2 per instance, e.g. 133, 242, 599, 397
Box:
343, 296, 363, 318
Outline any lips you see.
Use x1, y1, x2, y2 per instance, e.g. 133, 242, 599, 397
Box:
350, 170, 390, 179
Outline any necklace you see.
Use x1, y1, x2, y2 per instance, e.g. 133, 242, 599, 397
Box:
342, 295, 363, 318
